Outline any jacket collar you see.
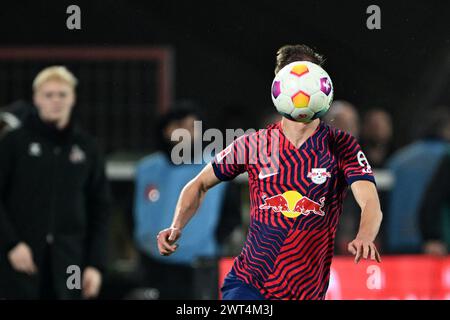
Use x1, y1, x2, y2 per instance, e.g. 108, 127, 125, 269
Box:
25, 108, 76, 145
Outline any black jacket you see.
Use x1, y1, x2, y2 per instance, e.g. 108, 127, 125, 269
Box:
419, 151, 450, 243
0, 110, 111, 298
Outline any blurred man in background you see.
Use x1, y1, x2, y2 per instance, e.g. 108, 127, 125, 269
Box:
0, 66, 111, 299
360, 109, 394, 168
323, 100, 360, 138
418, 107, 450, 255
323, 100, 363, 254
385, 106, 450, 253
133, 107, 241, 299
359, 109, 394, 251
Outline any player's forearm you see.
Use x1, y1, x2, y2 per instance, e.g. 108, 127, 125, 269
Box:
355, 199, 383, 242
170, 178, 207, 230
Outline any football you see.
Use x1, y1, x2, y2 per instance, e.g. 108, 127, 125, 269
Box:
271, 61, 334, 123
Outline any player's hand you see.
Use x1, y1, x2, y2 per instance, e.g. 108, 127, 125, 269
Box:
157, 227, 181, 256
7, 242, 38, 275
347, 238, 381, 263
82, 266, 102, 299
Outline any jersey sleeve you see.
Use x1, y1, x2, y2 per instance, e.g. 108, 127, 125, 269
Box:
211, 135, 248, 181
336, 131, 376, 185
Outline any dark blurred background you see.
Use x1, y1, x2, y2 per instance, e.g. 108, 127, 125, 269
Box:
0, 0, 448, 148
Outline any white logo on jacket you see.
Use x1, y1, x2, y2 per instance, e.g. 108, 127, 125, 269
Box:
69, 145, 86, 163
29, 142, 42, 157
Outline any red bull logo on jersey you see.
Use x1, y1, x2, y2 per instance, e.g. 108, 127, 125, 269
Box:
259, 191, 325, 218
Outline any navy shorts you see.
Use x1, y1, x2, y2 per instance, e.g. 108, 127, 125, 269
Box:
221, 272, 265, 300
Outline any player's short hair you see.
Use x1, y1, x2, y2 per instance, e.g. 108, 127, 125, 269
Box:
32, 66, 78, 92
275, 44, 325, 74
156, 102, 201, 151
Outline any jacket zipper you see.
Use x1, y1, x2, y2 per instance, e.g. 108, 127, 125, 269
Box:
46, 145, 61, 245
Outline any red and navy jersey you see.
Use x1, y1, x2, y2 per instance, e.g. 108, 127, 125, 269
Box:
212, 121, 375, 300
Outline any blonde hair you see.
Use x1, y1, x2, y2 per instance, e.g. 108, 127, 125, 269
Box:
32, 66, 78, 91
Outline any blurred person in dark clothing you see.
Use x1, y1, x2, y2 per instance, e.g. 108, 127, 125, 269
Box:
418, 107, 450, 255
386, 106, 450, 253
0, 66, 111, 299
419, 153, 450, 255
323, 100, 360, 138
133, 107, 241, 299
359, 109, 394, 252
360, 109, 394, 168
323, 100, 364, 254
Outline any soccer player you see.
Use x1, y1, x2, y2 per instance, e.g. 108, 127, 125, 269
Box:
157, 44, 382, 300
